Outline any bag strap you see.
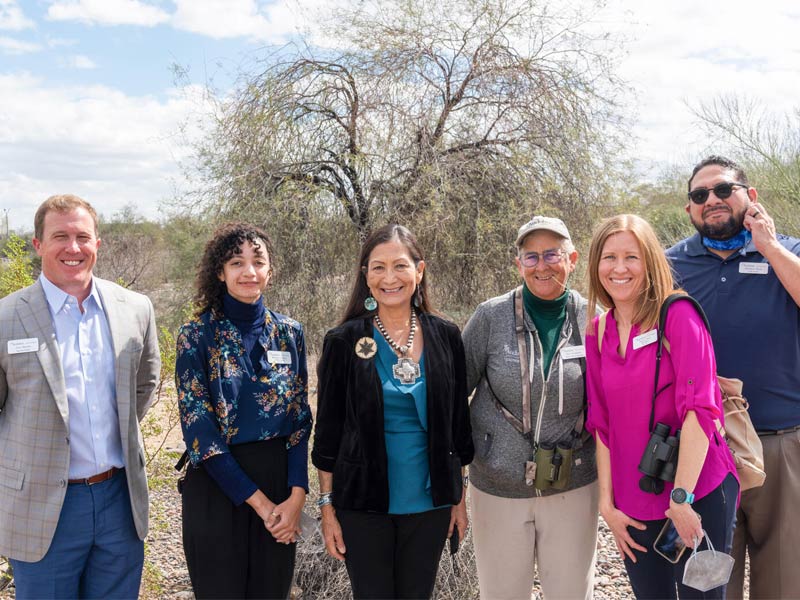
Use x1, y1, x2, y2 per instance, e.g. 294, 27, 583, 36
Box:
175, 449, 189, 472
482, 287, 530, 435
514, 286, 533, 435
650, 294, 712, 433
488, 287, 585, 441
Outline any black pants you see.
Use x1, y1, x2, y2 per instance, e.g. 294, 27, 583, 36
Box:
181, 438, 295, 599
624, 473, 739, 600
336, 506, 451, 599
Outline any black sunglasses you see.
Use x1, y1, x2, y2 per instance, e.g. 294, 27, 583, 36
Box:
687, 182, 748, 205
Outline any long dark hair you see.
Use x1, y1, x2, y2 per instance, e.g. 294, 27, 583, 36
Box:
194, 222, 275, 317
339, 224, 433, 324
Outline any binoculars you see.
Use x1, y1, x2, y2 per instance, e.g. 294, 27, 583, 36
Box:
533, 441, 573, 491
638, 422, 680, 495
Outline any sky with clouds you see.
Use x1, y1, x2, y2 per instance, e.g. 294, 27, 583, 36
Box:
1, 0, 799, 232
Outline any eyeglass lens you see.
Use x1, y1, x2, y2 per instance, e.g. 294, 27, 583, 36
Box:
522, 251, 562, 267
688, 182, 745, 205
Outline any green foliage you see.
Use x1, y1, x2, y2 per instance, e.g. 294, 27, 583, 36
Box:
95, 206, 167, 291
0, 234, 35, 298
179, 0, 629, 340
0, 555, 11, 592
692, 96, 800, 236
141, 323, 182, 468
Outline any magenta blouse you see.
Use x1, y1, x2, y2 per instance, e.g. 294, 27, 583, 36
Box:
585, 300, 738, 520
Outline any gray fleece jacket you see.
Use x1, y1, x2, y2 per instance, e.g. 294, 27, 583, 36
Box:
462, 288, 597, 498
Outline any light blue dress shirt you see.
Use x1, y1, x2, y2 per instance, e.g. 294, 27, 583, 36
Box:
40, 274, 124, 479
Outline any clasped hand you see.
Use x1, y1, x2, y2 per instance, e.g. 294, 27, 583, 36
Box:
262, 491, 305, 544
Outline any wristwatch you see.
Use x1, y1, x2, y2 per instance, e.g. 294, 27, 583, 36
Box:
670, 487, 695, 505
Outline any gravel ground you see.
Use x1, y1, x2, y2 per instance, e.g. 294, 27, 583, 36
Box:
0, 460, 750, 600
140, 459, 637, 600
0, 393, 747, 600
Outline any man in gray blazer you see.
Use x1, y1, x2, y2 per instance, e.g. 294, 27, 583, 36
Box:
0, 194, 160, 599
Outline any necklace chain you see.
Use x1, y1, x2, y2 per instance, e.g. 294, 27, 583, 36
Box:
374, 309, 417, 356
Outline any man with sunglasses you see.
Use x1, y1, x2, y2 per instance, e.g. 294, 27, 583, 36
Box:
667, 155, 800, 599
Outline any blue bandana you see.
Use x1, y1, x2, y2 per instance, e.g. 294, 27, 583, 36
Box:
703, 229, 751, 251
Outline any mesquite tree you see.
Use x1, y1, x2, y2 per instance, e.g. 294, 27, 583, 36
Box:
183, 0, 627, 336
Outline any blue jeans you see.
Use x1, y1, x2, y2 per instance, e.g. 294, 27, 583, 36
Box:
11, 469, 144, 600
623, 473, 739, 599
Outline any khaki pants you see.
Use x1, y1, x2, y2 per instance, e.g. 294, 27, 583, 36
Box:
729, 428, 800, 600
471, 482, 598, 600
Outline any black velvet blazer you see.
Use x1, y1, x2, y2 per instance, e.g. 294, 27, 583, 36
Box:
311, 312, 474, 512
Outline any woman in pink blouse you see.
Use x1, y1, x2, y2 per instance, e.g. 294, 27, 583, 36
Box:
585, 214, 738, 599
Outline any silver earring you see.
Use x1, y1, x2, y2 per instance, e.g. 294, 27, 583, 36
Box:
364, 294, 378, 311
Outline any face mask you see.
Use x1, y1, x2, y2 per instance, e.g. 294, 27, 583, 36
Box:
682, 531, 735, 592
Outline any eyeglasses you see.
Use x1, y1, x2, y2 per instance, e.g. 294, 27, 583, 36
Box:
687, 182, 748, 205
519, 249, 565, 268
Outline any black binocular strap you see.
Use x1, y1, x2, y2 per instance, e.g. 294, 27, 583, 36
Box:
649, 294, 711, 433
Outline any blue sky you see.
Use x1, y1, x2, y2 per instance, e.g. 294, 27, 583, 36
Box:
2, 0, 799, 232
1, 1, 268, 97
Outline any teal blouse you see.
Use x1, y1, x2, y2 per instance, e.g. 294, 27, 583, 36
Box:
374, 326, 446, 514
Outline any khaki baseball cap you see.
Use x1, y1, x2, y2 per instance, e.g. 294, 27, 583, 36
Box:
515, 216, 572, 247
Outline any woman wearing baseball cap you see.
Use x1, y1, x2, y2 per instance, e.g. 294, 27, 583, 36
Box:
462, 216, 599, 599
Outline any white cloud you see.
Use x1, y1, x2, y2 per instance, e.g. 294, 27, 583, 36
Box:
171, 0, 306, 41
592, 0, 800, 175
0, 35, 41, 54
64, 54, 97, 69
47, 0, 170, 27
0, 73, 210, 231
0, 0, 34, 31
46, 37, 79, 48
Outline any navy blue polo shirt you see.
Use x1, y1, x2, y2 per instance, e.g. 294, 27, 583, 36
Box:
667, 233, 800, 431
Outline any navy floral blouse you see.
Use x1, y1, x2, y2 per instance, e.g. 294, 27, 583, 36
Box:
176, 308, 312, 490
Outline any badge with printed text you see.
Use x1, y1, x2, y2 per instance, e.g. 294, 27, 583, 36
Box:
560, 345, 586, 360
8, 338, 39, 354
632, 329, 658, 350
266, 350, 291, 364
739, 262, 769, 275
355, 337, 377, 359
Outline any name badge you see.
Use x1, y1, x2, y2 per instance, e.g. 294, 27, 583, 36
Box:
739, 262, 769, 275
267, 350, 292, 364
632, 329, 658, 350
560, 345, 586, 360
8, 337, 39, 354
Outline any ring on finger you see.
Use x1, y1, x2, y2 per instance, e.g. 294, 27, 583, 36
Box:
751, 210, 761, 218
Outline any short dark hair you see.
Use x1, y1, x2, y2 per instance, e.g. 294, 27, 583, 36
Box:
339, 224, 433, 324
194, 222, 275, 316
688, 155, 749, 190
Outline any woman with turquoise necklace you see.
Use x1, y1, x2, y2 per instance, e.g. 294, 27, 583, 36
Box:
463, 216, 599, 599
312, 224, 473, 599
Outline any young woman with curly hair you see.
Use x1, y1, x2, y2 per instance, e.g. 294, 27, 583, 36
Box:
175, 222, 311, 599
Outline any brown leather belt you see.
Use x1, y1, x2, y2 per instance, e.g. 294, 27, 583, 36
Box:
757, 424, 800, 437
68, 467, 120, 485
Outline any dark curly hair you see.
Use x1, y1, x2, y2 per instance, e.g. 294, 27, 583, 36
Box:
339, 224, 433, 324
194, 222, 275, 317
